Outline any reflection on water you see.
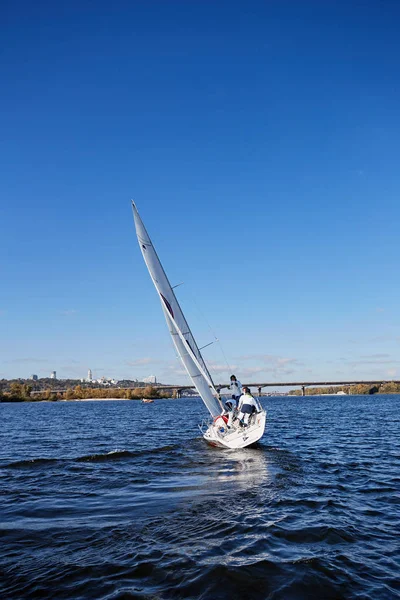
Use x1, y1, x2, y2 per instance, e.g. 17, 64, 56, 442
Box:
210, 446, 272, 487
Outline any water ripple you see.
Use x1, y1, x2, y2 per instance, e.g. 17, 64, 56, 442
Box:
0, 395, 399, 599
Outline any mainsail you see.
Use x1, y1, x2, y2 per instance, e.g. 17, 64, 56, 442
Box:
131, 202, 222, 417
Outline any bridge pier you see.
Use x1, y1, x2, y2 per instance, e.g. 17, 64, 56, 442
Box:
302, 386, 306, 396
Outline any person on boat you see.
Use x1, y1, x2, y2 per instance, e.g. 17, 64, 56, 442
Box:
237, 387, 261, 427
223, 375, 242, 428
225, 374, 242, 410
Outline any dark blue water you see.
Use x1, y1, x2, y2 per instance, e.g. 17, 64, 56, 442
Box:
1, 395, 399, 599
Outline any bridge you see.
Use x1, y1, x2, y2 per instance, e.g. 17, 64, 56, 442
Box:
155, 380, 400, 397
29, 379, 400, 399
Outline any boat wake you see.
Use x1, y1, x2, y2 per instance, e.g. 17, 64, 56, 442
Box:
4, 444, 182, 469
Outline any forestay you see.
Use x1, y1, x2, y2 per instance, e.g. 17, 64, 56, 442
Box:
131, 202, 222, 417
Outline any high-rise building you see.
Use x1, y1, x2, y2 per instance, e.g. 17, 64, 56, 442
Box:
87, 369, 92, 382
30, 374, 38, 381
50, 371, 57, 379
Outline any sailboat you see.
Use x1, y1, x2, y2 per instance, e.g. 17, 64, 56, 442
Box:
131, 202, 266, 449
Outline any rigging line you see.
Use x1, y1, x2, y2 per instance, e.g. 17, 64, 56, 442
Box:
199, 341, 215, 351
217, 341, 233, 375
162, 305, 221, 402
185, 287, 232, 375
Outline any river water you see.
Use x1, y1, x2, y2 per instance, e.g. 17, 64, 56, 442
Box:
0, 395, 399, 599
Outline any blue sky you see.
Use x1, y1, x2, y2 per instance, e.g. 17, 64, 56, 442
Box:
1, 0, 400, 386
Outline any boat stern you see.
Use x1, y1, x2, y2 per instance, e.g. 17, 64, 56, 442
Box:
202, 410, 267, 449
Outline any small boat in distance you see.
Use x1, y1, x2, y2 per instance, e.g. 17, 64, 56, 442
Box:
141, 398, 154, 403
131, 202, 266, 449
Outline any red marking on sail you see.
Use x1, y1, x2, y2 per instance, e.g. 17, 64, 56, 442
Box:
160, 294, 174, 318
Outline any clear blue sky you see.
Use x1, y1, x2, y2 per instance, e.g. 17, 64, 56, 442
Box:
1, 0, 399, 386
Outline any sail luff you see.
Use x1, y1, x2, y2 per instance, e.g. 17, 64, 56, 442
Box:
132, 201, 215, 386
131, 201, 222, 417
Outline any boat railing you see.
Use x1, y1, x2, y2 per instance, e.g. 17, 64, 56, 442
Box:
198, 416, 213, 434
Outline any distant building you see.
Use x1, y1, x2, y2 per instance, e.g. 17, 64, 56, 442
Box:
50, 371, 57, 379
95, 376, 116, 386
87, 369, 92, 382
30, 374, 38, 381
143, 375, 157, 384
93, 376, 117, 385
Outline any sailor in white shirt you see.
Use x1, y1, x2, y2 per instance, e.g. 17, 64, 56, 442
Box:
237, 387, 261, 427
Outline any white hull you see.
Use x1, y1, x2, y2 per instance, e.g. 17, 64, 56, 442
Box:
202, 410, 267, 449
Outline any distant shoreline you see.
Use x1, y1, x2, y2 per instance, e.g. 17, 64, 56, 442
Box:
0, 397, 157, 403
0, 396, 187, 403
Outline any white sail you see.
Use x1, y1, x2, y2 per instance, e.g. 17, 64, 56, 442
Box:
131, 202, 222, 417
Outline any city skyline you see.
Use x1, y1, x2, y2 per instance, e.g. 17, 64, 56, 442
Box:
6, 370, 159, 384
1, 2, 400, 385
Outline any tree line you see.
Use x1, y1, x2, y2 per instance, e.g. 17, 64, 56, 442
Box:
2, 382, 399, 402
0, 378, 152, 393
0, 383, 173, 402
288, 382, 400, 395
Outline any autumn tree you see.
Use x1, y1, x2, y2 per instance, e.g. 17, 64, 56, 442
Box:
10, 382, 23, 398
